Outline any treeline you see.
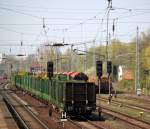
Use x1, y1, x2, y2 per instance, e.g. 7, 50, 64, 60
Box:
36, 29, 150, 79
1, 29, 150, 85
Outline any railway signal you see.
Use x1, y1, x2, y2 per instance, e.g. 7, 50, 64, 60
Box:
107, 61, 112, 103
113, 65, 118, 98
107, 61, 112, 75
143, 69, 149, 96
96, 60, 103, 78
47, 61, 53, 79
96, 60, 103, 105
144, 69, 149, 75
113, 65, 117, 76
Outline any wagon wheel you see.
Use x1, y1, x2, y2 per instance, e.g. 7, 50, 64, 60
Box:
55, 106, 60, 112
49, 104, 53, 117
98, 107, 102, 119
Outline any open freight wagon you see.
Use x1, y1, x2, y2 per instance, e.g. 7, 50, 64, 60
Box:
11, 74, 96, 115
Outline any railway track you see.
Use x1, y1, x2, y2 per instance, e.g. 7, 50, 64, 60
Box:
103, 106, 150, 129
118, 94, 150, 103
1, 83, 50, 129
102, 94, 150, 105
97, 96, 150, 128
99, 105, 150, 129
0, 84, 19, 129
3, 81, 149, 129
97, 96, 150, 113
7, 82, 104, 129
6, 82, 107, 129
68, 116, 109, 129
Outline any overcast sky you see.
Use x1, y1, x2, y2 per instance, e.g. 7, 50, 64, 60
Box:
0, 0, 150, 55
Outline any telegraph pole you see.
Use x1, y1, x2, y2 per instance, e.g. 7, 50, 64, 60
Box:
106, 0, 113, 103
135, 26, 141, 95
106, 0, 112, 60
70, 45, 73, 71
93, 39, 96, 74
84, 43, 87, 73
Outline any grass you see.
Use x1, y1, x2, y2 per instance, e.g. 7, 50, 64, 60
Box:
98, 101, 150, 123
114, 80, 150, 96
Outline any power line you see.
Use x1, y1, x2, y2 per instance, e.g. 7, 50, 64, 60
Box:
0, 6, 41, 19
0, 27, 38, 35
0, 44, 40, 46
117, 11, 150, 19
0, 3, 106, 11
0, 33, 133, 42
0, 7, 105, 14
1, 3, 150, 11
0, 20, 150, 26
60, 10, 107, 31
94, 7, 109, 41
113, 7, 150, 11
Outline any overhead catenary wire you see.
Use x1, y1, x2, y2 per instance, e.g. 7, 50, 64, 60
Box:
0, 5, 149, 22
117, 11, 150, 19
1, 20, 150, 27
113, 6, 150, 11
0, 1, 150, 55
0, 3, 107, 11
0, 6, 41, 19
60, 9, 108, 32
1, 3, 150, 11
94, 7, 109, 42
0, 26, 39, 36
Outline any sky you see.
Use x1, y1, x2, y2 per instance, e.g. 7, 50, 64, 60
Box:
0, 0, 150, 55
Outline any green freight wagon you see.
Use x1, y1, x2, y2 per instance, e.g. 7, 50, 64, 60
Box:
11, 74, 96, 115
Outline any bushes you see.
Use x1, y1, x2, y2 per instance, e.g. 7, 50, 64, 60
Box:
117, 79, 134, 93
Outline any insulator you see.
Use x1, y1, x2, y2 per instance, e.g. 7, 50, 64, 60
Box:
43, 17, 46, 28
21, 41, 23, 46
112, 19, 115, 36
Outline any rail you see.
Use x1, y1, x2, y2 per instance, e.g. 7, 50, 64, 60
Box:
2, 83, 50, 129
101, 106, 150, 129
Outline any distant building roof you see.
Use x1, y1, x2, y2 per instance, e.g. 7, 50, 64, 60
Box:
123, 70, 134, 80
30, 60, 41, 68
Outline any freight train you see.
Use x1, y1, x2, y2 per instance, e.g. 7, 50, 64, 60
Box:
62, 72, 113, 94
11, 73, 96, 116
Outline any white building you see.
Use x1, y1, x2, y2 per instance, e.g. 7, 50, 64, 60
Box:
118, 65, 123, 81
0, 53, 3, 63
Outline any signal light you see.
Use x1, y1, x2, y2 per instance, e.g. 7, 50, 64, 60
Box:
96, 60, 103, 78
47, 61, 53, 79
113, 65, 117, 76
107, 61, 112, 74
